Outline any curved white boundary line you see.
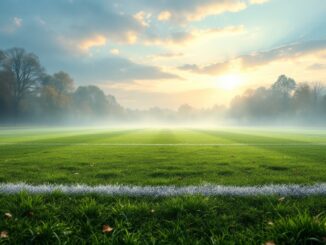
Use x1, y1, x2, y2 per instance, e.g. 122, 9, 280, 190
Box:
1, 143, 326, 146
1, 183, 326, 196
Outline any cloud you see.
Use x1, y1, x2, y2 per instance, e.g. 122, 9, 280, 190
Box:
133, 11, 151, 27
0, 0, 270, 88
179, 62, 230, 75
179, 39, 326, 74
178, 64, 201, 72
0, 16, 23, 33
0, 1, 180, 85
124, 31, 138, 44
13, 17, 22, 27
144, 25, 245, 46
240, 39, 326, 68
149, 52, 184, 59
134, 0, 247, 23
0, 0, 271, 54
192, 25, 245, 38
0, 0, 145, 48
125, 0, 271, 25
78, 35, 107, 51
0, 0, 248, 51
123, 0, 270, 24
157, 11, 172, 21
249, 0, 270, 4
307, 63, 326, 70
65, 56, 181, 83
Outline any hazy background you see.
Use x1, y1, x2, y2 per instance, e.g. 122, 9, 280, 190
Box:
0, 47, 325, 126
0, 0, 326, 126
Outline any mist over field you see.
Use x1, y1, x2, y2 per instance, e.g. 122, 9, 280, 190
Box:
1, 48, 325, 127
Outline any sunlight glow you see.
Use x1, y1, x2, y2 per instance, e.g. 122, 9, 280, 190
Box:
217, 74, 244, 90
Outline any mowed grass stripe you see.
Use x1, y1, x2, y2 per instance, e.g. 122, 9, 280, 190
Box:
3, 128, 326, 144
1, 128, 326, 186
1, 183, 326, 196
1, 143, 326, 146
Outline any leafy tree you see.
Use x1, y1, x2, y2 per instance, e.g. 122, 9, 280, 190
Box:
0, 47, 127, 123
311, 82, 324, 108
73, 85, 109, 118
39, 72, 74, 120
272, 75, 296, 96
271, 75, 297, 115
293, 83, 313, 115
42, 71, 74, 95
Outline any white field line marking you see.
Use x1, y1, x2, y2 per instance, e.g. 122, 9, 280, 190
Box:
0, 143, 326, 146
0, 183, 326, 196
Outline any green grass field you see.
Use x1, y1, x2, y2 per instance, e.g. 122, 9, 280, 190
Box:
1, 127, 326, 244
1, 127, 326, 185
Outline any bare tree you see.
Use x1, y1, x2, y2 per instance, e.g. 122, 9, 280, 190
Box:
2, 48, 44, 114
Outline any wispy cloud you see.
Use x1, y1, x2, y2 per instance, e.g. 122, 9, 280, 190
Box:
148, 52, 184, 60
179, 39, 326, 74
64, 56, 181, 83
13, 17, 22, 27
240, 39, 326, 68
144, 25, 245, 46
249, 0, 270, 4
0, 16, 23, 33
307, 63, 326, 70
136, 0, 248, 23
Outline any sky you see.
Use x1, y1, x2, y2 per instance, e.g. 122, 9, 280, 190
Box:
0, 0, 326, 109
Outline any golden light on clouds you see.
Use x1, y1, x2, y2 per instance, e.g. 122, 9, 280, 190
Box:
157, 11, 172, 21
133, 11, 151, 27
78, 35, 107, 51
185, 1, 247, 21
249, 0, 270, 4
125, 31, 138, 44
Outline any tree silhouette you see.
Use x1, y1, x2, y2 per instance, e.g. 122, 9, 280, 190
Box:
1, 48, 44, 115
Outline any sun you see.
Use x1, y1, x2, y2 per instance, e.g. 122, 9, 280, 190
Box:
217, 74, 244, 90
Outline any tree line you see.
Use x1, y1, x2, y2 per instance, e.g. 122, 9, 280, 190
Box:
0, 48, 124, 124
229, 75, 326, 124
0, 47, 325, 125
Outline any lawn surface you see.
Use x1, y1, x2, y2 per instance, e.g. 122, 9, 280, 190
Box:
1, 194, 326, 244
1, 127, 326, 244
0, 127, 326, 185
